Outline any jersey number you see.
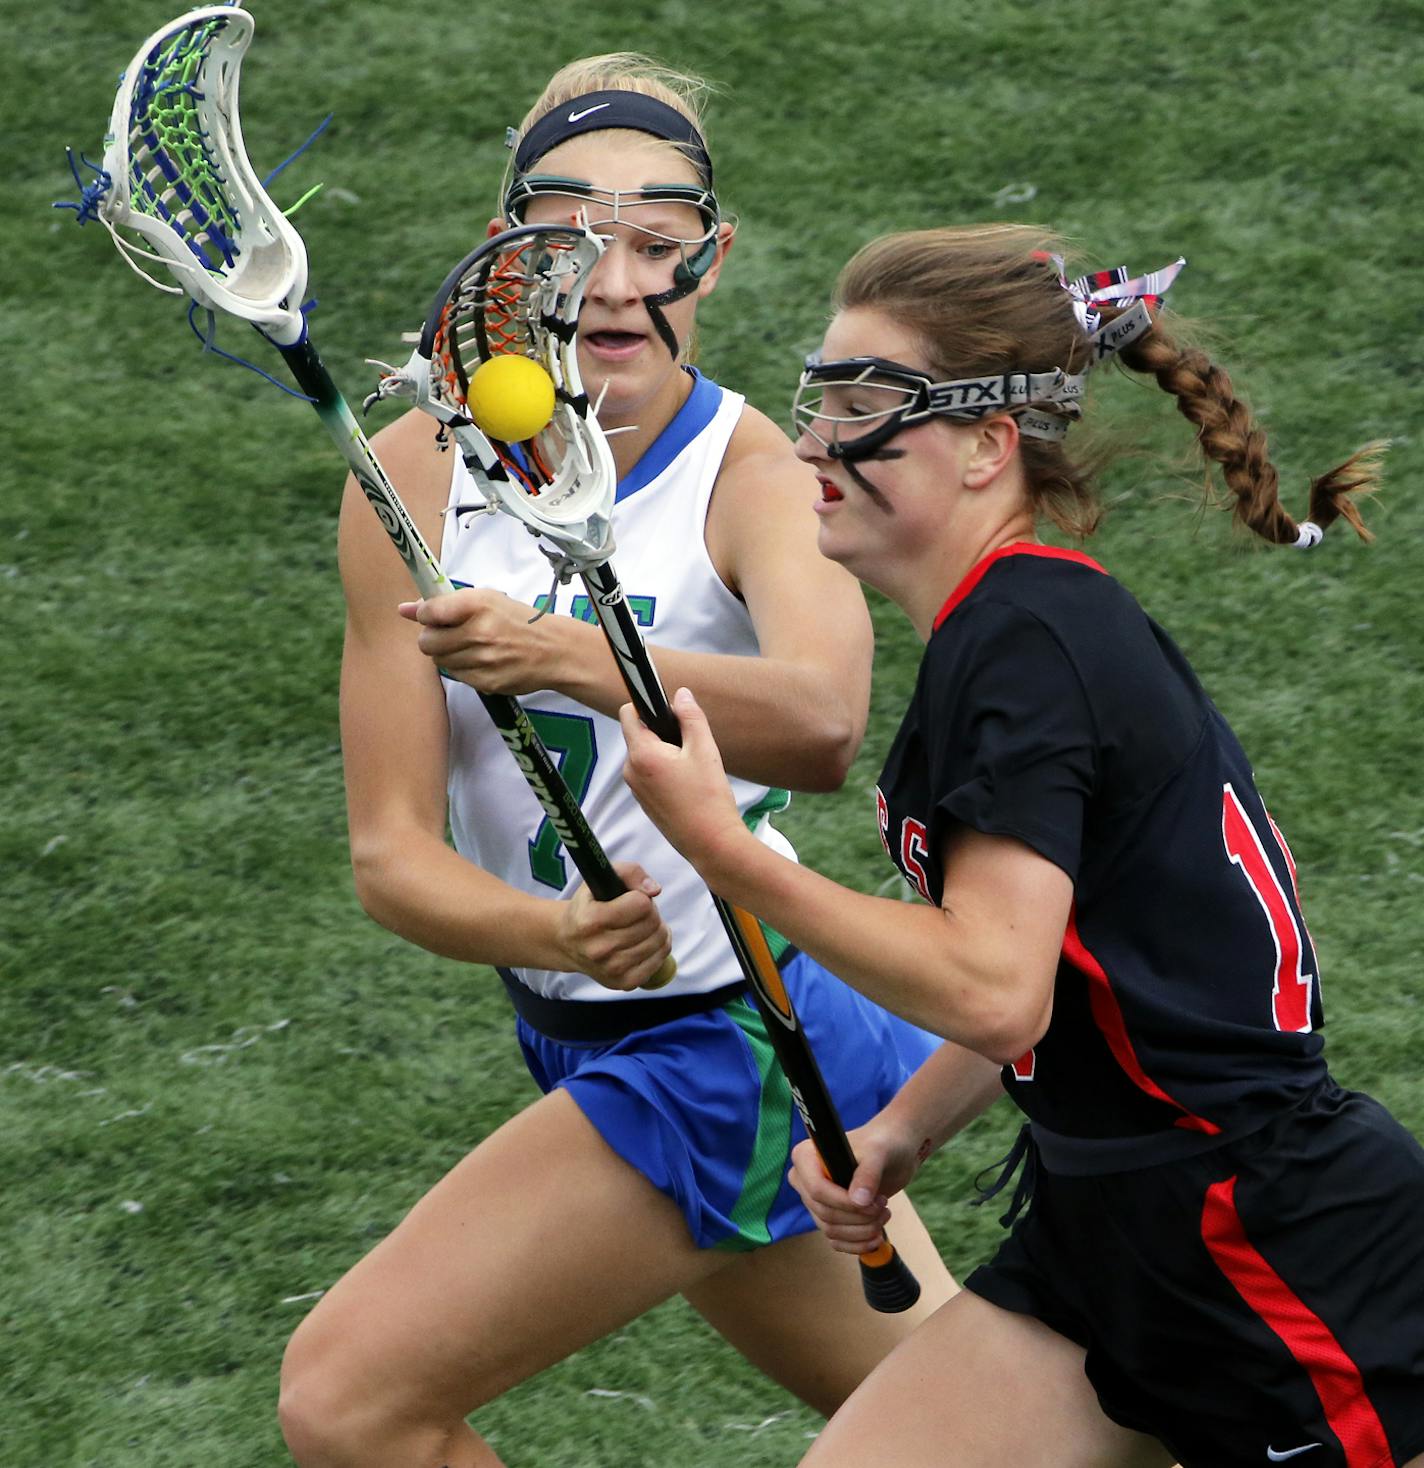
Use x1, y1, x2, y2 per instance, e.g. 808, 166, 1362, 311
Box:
1221, 783, 1315, 1033
524, 708, 598, 890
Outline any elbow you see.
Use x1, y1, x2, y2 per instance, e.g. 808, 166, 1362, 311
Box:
977, 1021, 1049, 1068
945, 987, 1052, 1068
792, 708, 864, 793
348, 835, 398, 926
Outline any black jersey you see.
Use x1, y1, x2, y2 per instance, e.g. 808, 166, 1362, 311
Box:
876, 543, 1328, 1155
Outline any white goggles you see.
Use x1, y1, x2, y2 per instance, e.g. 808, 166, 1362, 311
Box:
503, 177, 721, 286
791, 300, 1167, 458
792, 354, 1086, 458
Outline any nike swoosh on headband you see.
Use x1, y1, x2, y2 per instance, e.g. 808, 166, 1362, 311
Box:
567, 103, 611, 123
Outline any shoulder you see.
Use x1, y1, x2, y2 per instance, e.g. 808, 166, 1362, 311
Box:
924, 595, 1087, 707
363, 405, 452, 488
982, 549, 1135, 624
337, 406, 452, 599
712, 399, 819, 510
937, 552, 1147, 672
702, 398, 830, 595
940, 554, 1209, 772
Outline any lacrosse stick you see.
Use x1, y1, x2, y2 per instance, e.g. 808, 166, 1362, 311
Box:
376, 222, 922, 1312
65, 4, 673, 985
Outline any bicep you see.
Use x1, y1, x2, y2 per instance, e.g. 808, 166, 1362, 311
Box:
336, 418, 452, 845
339, 598, 450, 845
939, 825, 1073, 1045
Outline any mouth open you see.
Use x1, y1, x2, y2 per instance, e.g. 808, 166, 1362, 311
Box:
817, 475, 844, 503
585, 330, 645, 357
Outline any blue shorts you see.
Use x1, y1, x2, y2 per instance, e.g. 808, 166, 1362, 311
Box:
514, 950, 941, 1251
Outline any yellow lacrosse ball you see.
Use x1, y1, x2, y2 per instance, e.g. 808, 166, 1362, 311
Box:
467, 354, 556, 442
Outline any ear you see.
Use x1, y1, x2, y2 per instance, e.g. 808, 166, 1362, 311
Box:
962, 414, 1020, 490
695, 220, 737, 299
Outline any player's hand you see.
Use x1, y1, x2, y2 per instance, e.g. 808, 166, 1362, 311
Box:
398, 588, 574, 695
787, 1116, 927, 1257
556, 861, 673, 991
619, 688, 751, 880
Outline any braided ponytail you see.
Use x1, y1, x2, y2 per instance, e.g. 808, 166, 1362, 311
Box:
1113, 315, 1383, 545
834, 226, 1384, 547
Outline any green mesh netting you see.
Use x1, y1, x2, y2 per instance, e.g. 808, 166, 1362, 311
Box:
127, 19, 240, 273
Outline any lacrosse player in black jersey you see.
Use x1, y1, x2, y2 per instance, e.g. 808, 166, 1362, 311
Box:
622, 225, 1424, 1468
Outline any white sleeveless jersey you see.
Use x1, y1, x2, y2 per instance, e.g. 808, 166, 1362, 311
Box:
441, 370, 797, 1001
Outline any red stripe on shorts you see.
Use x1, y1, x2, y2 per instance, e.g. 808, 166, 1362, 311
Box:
1201, 1174, 1393, 1467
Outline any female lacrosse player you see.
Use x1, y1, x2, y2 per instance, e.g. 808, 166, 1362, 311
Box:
278, 57, 962, 1468
622, 226, 1424, 1468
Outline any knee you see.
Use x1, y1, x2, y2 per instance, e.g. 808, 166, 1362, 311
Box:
278, 1325, 387, 1468
277, 1333, 348, 1467
277, 1322, 464, 1468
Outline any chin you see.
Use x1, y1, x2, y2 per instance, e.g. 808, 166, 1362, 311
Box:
582, 357, 645, 404
815, 523, 858, 570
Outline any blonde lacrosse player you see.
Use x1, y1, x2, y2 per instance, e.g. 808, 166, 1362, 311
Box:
277, 56, 961, 1468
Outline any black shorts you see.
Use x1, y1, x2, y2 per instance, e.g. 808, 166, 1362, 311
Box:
966, 1080, 1424, 1468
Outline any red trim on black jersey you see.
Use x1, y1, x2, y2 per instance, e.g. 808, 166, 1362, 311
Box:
933, 543, 1107, 631
1202, 1176, 1393, 1467
1062, 910, 1222, 1135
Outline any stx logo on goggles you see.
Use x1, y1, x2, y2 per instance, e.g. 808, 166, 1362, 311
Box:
928, 379, 1005, 411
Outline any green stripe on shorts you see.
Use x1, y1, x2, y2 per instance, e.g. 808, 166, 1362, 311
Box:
719, 995, 794, 1250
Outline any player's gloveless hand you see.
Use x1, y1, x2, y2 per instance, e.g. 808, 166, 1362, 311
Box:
557, 861, 673, 991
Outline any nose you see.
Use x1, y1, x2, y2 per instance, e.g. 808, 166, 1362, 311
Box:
587, 238, 641, 307
792, 418, 833, 464
792, 428, 818, 463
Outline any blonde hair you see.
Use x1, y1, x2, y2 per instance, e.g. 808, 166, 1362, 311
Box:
835, 225, 1382, 544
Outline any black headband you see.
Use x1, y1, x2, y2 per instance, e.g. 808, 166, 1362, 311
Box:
511, 90, 714, 187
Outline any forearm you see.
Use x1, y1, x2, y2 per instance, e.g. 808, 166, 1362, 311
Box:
551, 618, 861, 791
879, 1042, 1007, 1155
350, 824, 571, 971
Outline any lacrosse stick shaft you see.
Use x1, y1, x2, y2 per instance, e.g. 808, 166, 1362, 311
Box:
275, 338, 673, 965
74, 15, 664, 981
578, 561, 921, 1313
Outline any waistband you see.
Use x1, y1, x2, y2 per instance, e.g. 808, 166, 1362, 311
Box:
498, 968, 750, 1044
1027, 1083, 1327, 1177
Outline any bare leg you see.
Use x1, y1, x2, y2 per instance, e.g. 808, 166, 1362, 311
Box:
684, 1193, 954, 1416
279, 1089, 730, 1467
798, 1288, 1173, 1468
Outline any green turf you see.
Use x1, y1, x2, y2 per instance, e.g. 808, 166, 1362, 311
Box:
4, 1, 1422, 1463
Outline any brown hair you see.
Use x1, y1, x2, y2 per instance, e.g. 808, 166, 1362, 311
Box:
834, 224, 1382, 544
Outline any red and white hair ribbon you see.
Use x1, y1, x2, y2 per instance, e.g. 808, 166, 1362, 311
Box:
1047, 255, 1187, 335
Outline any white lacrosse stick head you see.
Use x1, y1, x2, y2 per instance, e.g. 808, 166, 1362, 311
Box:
404, 222, 619, 570
96, 5, 309, 345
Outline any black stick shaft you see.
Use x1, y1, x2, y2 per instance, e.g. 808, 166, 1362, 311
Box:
579, 561, 920, 1312
274, 337, 640, 910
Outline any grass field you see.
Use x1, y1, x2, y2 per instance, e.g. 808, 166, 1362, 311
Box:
4, 1, 1422, 1464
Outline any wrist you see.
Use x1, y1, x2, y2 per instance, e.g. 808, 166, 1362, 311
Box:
877, 1084, 946, 1155
697, 817, 766, 902
549, 614, 606, 701
537, 892, 582, 973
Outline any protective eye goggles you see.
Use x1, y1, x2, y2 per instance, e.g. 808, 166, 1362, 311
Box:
503, 176, 722, 290
791, 354, 1087, 460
